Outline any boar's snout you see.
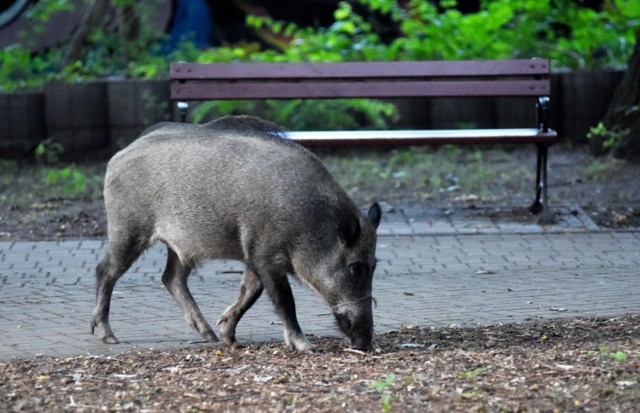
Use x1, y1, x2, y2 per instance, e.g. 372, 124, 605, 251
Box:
334, 300, 373, 351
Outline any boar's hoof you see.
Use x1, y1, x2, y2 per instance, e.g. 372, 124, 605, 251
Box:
221, 334, 236, 347
216, 315, 241, 346
219, 337, 245, 349
201, 330, 219, 342
102, 335, 119, 344
289, 342, 316, 353
187, 318, 219, 342
285, 334, 315, 352
90, 318, 119, 344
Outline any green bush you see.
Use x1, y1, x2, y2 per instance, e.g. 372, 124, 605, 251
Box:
2, 0, 639, 129
240, 0, 639, 68
4, 0, 639, 90
186, 0, 639, 127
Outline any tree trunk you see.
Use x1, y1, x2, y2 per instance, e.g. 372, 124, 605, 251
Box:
64, 0, 142, 69
599, 29, 640, 158
116, 3, 141, 64
64, 0, 112, 66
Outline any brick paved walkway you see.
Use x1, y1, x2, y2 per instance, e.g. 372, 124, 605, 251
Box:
1, 207, 639, 360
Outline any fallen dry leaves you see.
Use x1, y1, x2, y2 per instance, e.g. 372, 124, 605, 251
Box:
2, 315, 639, 412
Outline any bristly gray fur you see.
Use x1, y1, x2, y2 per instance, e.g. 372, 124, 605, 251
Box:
91, 115, 382, 352
204, 114, 290, 139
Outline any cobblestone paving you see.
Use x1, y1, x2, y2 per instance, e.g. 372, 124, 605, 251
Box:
1, 207, 638, 360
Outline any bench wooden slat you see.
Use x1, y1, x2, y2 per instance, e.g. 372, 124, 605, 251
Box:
170, 59, 550, 80
171, 79, 550, 100
168, 57, 557, 220
287, 129, 559, 146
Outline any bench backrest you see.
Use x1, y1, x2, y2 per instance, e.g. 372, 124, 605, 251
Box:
169, 59, 551, 101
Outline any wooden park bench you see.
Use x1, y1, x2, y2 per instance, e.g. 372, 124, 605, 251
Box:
169, 59, 558, 222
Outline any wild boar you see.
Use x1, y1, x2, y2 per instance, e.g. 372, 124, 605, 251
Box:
90, 115, 381, 351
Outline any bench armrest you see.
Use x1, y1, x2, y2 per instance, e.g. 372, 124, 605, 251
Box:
537, 96, 550, 133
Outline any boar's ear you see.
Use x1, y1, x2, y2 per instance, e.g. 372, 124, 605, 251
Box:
338, 214, 361, 247
367, 202, 382, 229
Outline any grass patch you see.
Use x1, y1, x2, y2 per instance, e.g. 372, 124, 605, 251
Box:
0, 161, 105, 210
2, 146, 530, 213
585, 156, 627, 180
320, 146, 533, 205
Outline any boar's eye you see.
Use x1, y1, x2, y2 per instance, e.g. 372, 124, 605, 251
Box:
348, 262, 369, 277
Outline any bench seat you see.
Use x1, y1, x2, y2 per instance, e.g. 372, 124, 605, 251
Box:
287, 129, 558, 146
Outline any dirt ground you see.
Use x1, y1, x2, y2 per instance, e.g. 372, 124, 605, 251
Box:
1, 144, 639, 411
1, 145, 639, 240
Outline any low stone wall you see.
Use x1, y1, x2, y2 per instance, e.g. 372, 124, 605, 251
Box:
391, 69, 623, 140
1, 78, 169, 158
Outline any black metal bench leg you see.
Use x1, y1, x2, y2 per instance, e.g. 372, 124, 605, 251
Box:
529, 144, 543, 214
529, 143, 554, 224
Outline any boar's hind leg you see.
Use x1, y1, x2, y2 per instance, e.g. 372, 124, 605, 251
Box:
162, 247, 218, 342
91, 241, 144, 344
261, 271, 314, 351
217, 267, 264, 346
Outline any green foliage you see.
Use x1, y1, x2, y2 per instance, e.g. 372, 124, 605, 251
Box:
34, 138, 64, 164
24, 0, 75, 34
44, 166, 88, 199
368, 373, 395, 413
587, 122, 631, 151
588, 346, 630, 362
0, 161, 104, 211
588, 344, 609, 356
0, 45, 63, 91
267, 98, 396, 130
192, 98, 398, 131
459, 367, 486, 379
1, 1, 70, 90
369, 373, 396, 392
33, 138, 93, 199
394, 0, 639, 68
65, 0, 169, 81
2, 0, 639, 128
589, 103, 639, 156
1, 0, 169, 90
208, 0, 639, 68
181, 0, 639, 128
3, 0, 639, 92
610, 351, 628, 361
281, 395, 295, 405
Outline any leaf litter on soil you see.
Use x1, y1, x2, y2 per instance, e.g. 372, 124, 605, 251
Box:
2, 146, 640, 411
2, 315, 639, 412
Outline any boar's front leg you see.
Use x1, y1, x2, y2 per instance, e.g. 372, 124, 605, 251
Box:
162, 246, 218, 342
260, 269, 314, 351
217, 267, 264, 346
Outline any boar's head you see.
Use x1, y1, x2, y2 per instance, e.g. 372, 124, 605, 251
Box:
325, 202, 382, 351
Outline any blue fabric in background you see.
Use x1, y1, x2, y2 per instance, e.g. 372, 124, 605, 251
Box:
162, 0, 213, 53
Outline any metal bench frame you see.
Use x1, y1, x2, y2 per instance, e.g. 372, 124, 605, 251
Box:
169, 59, 559, 222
